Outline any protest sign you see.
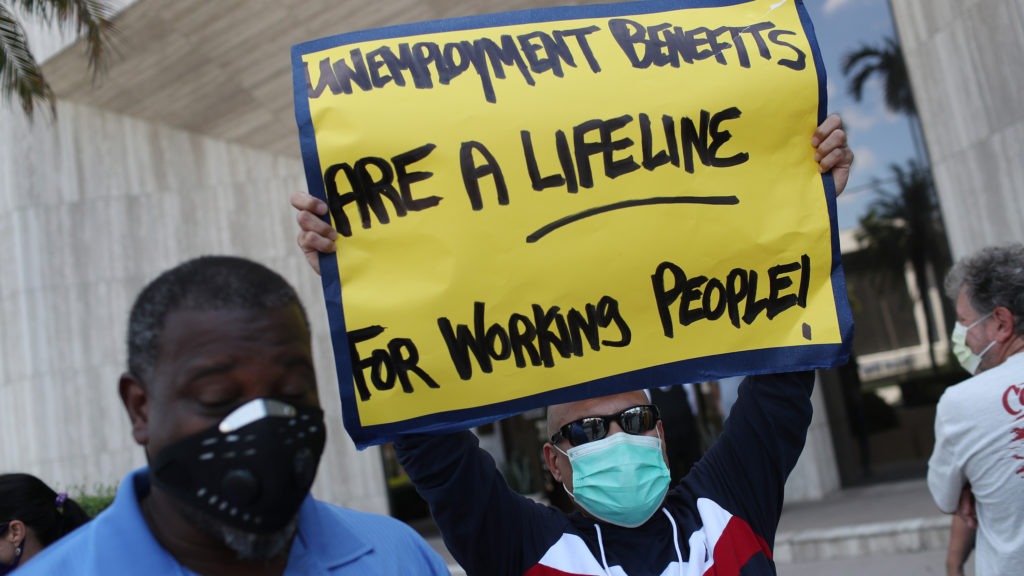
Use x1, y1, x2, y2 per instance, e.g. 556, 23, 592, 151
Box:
292, 0, 852, 448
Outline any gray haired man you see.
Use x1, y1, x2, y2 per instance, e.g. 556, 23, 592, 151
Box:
928, 243, 1024, 576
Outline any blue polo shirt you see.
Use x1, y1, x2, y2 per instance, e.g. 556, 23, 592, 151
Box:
21, 468, 450, 575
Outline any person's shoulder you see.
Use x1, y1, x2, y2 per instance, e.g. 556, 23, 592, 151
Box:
312, 499, 403, 525
16, 513, 104, 574
937, 378, 970, 402
941, 360, 1020, 402
308, 500, 448, 571
934, 376, 976, 420
22, 469, 163, 575
312, 499, 429, 543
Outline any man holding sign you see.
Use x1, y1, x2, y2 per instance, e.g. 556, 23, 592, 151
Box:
292, 0, 853, 572
291, 112, 852, 575
293, 0, 855, 446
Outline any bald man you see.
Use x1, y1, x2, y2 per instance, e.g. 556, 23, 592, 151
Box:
395, 372, 814, 575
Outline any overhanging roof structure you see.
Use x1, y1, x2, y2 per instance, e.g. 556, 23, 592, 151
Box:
43, 0, 602, 158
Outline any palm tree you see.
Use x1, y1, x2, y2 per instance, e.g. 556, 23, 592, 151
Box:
842, 35, 935, 168
843, 35, 956, 372
842, 37, 916, 116
0, 0, 114, 118
855, 160, 950, 371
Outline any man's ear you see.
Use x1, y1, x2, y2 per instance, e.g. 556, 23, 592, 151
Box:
656, 420, 670, 463
119, 372, 150, 446
992, 306, 1016, 342
542, 443, 562, 482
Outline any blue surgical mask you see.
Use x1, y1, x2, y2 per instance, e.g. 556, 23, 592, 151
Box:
556, 431, 671, 527
951, 313, 995, 374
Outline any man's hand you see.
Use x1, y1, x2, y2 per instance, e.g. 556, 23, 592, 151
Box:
292, 115, 854, 275
290, 191, 335, 276
812, 113, 853, 196
956, 485, 978, 529
937, 483, 977, 576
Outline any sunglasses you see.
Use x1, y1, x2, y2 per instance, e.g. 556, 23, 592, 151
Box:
550, 404, 661, 447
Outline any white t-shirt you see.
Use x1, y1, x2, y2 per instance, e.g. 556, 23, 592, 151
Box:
928, 352, 1024, 576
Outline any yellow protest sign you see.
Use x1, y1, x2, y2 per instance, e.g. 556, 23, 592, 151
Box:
292, 0, 852, 447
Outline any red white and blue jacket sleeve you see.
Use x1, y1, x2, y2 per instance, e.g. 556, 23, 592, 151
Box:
679, 370, 815, 547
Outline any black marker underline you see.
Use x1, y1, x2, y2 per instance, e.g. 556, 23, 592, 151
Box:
526, 195, 740, 243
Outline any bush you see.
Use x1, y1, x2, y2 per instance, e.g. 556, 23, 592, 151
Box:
70, 484, 117, 518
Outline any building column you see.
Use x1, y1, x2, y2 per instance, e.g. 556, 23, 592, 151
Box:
785, 372, 841, 503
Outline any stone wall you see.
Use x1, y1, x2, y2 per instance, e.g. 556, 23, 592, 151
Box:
0, 101, 389, 513
891, 0, 1024, 258
786, 374, 841, 503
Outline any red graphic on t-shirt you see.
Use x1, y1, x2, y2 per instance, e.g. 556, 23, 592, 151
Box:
1012, 427, 1024, 477
1003, 384, 1024, 416
1007, 383, 1024, 477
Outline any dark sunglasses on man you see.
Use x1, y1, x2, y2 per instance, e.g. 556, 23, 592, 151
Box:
550, 405, 661, 447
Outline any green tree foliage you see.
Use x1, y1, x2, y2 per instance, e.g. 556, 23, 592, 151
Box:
74, 483, 116, 517
0, 0, 113, 118
855, 161, 950, 370
843, 35, 954, 370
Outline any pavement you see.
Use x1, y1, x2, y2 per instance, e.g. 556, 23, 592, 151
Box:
422, 476, 969, 575
775, 477, 972, 575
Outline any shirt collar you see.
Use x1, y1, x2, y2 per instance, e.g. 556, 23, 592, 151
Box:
103, 469, 196, 573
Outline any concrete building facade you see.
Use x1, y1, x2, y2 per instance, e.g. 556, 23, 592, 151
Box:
890, 0, 1024, 259
0, 99, 392, 510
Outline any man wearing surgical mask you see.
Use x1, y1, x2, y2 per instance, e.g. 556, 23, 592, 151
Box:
396, 370, 815, 576
928, 243, 1024, 576
293, 114, 854, 576
19, 256, 449, 576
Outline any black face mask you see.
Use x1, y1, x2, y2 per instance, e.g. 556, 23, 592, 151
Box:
150, 399, 326, 534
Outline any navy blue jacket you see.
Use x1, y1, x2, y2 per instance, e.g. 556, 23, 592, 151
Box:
396, 371, 814, 576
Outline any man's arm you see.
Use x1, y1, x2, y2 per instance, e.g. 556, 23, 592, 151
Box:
946, 486, 977, 576
946, 509, 976, 576
394, 431, 567, 576
681, 371, 815, 544
928, 400, 965, 513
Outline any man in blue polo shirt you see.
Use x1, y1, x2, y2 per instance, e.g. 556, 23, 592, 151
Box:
21, 256, 449, 575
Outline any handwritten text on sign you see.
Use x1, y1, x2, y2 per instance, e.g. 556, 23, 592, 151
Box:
292, 0, 852, 447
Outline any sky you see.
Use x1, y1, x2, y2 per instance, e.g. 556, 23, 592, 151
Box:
802, 0, 918, 230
